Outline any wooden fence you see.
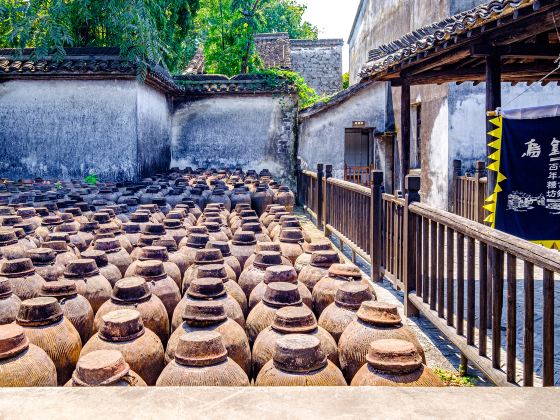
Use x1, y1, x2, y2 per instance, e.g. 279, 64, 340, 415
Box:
297, 164, 558, 387
452, 159, 487, 223
344, 164, 374, 187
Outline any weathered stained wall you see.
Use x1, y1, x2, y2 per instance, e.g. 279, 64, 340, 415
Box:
298, 82, 391, 182
0, 79, 139, 181
171, 94, 298, 183
0, 79, 171, 181
290, 40, 343, 96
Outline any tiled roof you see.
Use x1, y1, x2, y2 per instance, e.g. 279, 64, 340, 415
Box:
359, 0, 536, 78
174, 73, 296, 95
183, 45, 205, 75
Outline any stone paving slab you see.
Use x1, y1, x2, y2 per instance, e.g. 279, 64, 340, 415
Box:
0, 387, 557, 420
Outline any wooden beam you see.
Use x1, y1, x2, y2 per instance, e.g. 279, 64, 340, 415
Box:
471, 43, 560, 59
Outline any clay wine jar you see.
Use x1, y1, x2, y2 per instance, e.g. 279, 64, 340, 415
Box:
0, 323, 57, 387
312, 263, 370, 316
157, 331, 249, 386
126, 246, 182, 288
66, 349, 147, 387
162, 219, 188, 247
351, 339, 444, 387
172, 277, 245, 331
16, 297, 82, 385
0, 258, 46, 300
27, 248, 65, 282
62, 259, 112, 314
133, 260, 180, 322
0, 229, 27, 260
179, 233, 210, 267
318, 283, 375, 343
229, 231, 257, 269
82, 309, 164, 386
277, 229, 304, 265
252, 306, 338, 377
42, 239, 78, 266
274, 186, 295, 213
243, 241, 291, 270
80, 249, 122, 287
206, 240, 241, 280
0, 277, 21, 324
246, 282, 303, 344
239, 251, 283, 298
299, 250, 341, 293
41, 280, 94, 344
153, 236, 189, 278
338, 301, 425, 383
95, 277, 169, 344
240, 222, 271, 243
195, 264, 247, 316
93, 238, 132, 277
255, 334, 346, 386
249, 265, 312, 311
182, 249, 236, 293
294, 240, 333, 273
165, 299, 250, 375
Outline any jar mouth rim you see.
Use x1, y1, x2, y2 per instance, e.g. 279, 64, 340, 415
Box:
16, 312, 63, 327
98, 326, 145, 342
71, 364, 131, 387
174, 350, 228, 367
273, 357, 328, 374
111, 293, 152, 305
0, 268, 35, 278
0, 334, 29, 360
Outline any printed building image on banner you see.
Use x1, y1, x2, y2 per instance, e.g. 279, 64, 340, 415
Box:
486, 105, 560, 248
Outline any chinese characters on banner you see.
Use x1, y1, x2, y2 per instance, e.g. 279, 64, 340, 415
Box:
486, 106, 560, 248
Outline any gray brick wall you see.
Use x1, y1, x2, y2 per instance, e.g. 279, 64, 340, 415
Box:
289, 39, 343, 96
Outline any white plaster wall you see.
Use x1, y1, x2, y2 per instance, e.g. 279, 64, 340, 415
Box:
425, 101, 449, 208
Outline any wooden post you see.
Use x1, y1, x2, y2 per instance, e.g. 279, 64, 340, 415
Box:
401, 82, 411, 193
317, 163, 324, 230
485, 52, 501, 204
296, 158, 302, 205
451, 159, 462, 213
370, 170, 383, 282
403, 174, 420, 317
324, 165, 332, 230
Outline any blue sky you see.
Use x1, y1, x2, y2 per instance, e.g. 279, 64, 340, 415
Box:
301, 0, 362, 72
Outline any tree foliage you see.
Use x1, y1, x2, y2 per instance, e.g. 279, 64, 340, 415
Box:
0, 0, 200, 73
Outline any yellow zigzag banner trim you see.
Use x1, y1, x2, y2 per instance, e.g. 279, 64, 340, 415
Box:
532, 240, 560, 250
485, 115, 503, 229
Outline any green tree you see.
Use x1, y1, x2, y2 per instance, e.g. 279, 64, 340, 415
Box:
0, 0, 200, 74
342, 72, 349, 89
258, 0, 317, 40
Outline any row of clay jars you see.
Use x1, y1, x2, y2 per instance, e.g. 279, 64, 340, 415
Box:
298, 250, 342, 292
182, 249, 236, 293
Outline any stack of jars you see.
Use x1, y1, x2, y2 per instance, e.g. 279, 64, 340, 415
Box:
0, 168, 442, 388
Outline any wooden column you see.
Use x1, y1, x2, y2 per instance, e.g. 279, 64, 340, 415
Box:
485, 52, 501, 198
316, 163, 324, 230
370, 170, 383, 282
403, 174, 420, 317
401, 82, 411, 192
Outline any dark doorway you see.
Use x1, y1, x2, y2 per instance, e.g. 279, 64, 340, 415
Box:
344, 127, 374, 186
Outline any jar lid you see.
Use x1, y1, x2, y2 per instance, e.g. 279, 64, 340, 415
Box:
65, 207, 82, 217
138, 204, 157, 213
45, 232, 70, 244
187, 278, 226, 299
239, 209, 257, 218
328, 263, 362, 279
357, 301, 401, 325
153, 237, 178, 252
263, 282, 302, 308
16, 296, 63, 326
0, 229, 18, 246
64, 259, 100, 278
144, 223, 166, 236
303, 240, 332, 254
134, 260, 167, 281
241, 222, 263, 234
182, 300, 227, 325
335, 283, 374, 310
130, 213, 150, 223
80, 221, 99, 232
71, 349, 131, 386
137, 234, 158, 248
231, 231, 257, 246
92, 213, 111, 224
268, 206, 286, 215
16, 207, 37, 218
138, 246, 169, 262
310, 251, 340, 268
55, 223, 78, 235
80, 250, 109, 268
253, 251, 282, 269
94, 238, 122, 253
174, 331, 228, 367
273, 334, 327, 373
264, 265, 297, 285
122, 222, 141, 234
203, 222, 221, 233
255, 242, 281, 253
185, 233, 210, 249
187, 226, 208, 235
280, 220, 300, 231
279, 228, 304, 244
26, 248, 56, 266
111, 277, 152, 304
206, 240, 231, 257
272, 306, 317, 334
41, 280, 78, 299
0, 277, 13, 299
272, 212, 290, 222
163, 219, 182, 229
0, 258, 35, 278
42, 240, 68, 253
0, 324, 30, 360
196, 264, 228, 282
194, 249, 224, 265
98, 309, 145, 342
366, 339, 422, 374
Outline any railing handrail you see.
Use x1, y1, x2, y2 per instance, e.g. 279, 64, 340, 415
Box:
411, 201, 560, 273
302, 170, 317, 179
327, 177, 371, 195
382, 193, 405, 206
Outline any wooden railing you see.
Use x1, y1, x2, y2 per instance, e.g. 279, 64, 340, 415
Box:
297, 163, 558, 387
452, 160, 487, 223
344, 164, 374, 187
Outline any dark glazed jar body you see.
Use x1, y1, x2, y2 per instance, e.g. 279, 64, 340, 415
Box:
82, 309, 164, 386
229, 231, 257, 269
16, 297, 82, 385
0, 324, 58, 387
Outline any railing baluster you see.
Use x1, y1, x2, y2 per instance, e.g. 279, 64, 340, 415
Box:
430, 220, 437, 310
457, 233, 464, 335
543, 269, 554, 387
422, 217, 429, 303
479, 242, 488, 356
523, 261, 534, 386
446, 227, 455, 326
492, 248, 504, 369
506, 253, 517, 384
466, 237, 475, 344
437, 223, 445, 318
